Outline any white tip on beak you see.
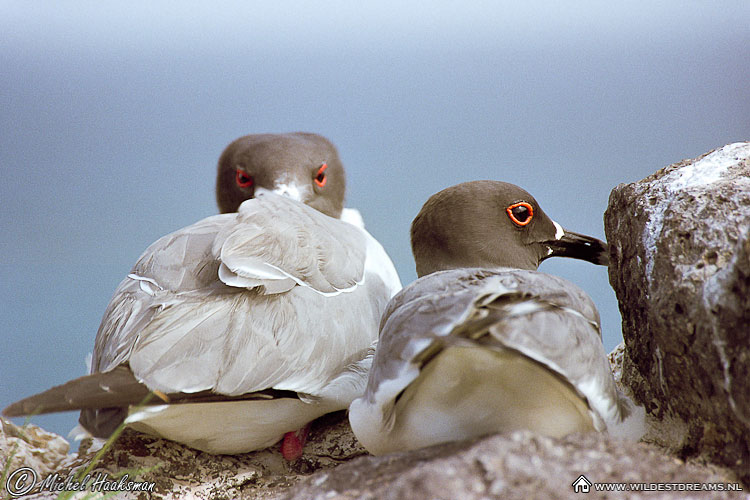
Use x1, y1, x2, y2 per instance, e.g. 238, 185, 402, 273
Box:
552, 220, 565, 240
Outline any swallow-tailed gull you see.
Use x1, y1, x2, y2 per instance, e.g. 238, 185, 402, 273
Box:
349, 180, 644, 455
5, 133, 401, 458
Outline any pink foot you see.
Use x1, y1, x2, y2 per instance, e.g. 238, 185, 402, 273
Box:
281, 423, 311, 460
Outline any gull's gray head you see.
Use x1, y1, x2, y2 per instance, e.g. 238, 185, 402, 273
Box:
410, 180, 608, 277
216, 132, 346, 218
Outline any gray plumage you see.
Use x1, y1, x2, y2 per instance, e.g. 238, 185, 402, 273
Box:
6, 192, 401, 453
349, 181, 643, 455
5, 132, 402, 454
93, 194, 370, 394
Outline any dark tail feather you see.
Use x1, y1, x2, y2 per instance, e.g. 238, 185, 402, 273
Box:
2, 365, 150, 417
4, 364, 304, 438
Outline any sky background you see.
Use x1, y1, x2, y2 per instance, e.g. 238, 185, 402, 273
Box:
2, 1, 748, 445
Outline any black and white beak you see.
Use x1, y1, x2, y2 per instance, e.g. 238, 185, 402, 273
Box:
541, 222, 609, 266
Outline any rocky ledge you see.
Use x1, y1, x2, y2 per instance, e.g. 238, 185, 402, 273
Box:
0, 411, 740, 500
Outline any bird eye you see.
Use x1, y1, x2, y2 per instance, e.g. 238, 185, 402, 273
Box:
236, 169, 254, 188
314, 163, 328, 188
506, 202, 534, 226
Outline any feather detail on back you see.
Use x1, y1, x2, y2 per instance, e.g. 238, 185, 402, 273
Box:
350, 268, 642, 455
214, 193, 367, 295
89, 193, 384, 397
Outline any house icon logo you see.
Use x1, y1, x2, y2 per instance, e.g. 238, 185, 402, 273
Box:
572, 474, 592, 493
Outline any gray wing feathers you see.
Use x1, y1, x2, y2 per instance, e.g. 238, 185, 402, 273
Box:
215, 194, 366, 294
361, 270, 486, 407
133, 214, 229, 292
91, 193, 374, 396
478, 290, 617, 430
92, 215, 232, 373
367, 268, 619, 426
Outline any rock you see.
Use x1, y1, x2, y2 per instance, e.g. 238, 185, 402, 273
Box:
0, 418, 69, 477
2, 412, 366, 499
604, 142, 750, 484
281, 431, 740, 500
3, 414, 742, 500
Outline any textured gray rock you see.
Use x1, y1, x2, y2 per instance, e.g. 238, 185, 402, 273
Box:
604, 142, 750, 484
2, 412, 366, 500
281, 431, 741, 500
0, 419, 69, 477
4, 417, 740, 500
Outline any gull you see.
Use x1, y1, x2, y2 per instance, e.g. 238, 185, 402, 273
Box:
349, 180, 644, 455
5, 133, 401, 458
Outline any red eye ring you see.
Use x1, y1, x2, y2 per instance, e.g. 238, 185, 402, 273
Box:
314, 163, 328, 188
506, 202, 534, 226
236, 169, 254, 188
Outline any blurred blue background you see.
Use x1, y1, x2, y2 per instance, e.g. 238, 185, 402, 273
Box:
2, 1, 748, 445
